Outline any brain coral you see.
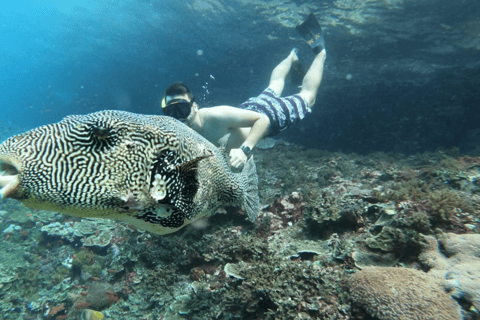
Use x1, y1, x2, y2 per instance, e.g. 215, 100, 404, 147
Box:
349, 266, 462, 320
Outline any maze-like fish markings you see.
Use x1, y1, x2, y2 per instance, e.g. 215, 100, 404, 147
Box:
0, 110, 260, 234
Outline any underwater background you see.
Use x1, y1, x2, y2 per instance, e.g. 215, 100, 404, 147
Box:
1, 0, 480, 319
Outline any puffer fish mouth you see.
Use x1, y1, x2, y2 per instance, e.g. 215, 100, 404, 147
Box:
0, 158, 21, 199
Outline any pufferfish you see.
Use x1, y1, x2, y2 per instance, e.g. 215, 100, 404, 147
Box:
0, 110, 260, 235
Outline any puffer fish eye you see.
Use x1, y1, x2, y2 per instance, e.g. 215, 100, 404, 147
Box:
92, 126, 111, 140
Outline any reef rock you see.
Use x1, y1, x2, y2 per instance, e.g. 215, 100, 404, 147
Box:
419, 233, 480, 311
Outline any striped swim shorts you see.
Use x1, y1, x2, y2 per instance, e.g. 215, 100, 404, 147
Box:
239, 88, 311, 136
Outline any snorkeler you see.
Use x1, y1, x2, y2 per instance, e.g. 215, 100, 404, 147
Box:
161, 14, 326, 168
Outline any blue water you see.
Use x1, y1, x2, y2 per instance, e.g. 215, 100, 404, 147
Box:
1, 0, 480, 154
1, 0, 228, 128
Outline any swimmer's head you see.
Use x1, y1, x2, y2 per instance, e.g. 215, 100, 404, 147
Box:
161, 82, 196, 121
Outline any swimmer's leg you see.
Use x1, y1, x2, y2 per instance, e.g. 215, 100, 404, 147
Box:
267, 49, 299, 96
298, 49, 326, 108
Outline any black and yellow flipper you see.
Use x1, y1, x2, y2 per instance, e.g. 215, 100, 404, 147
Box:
296, 14, 325, 54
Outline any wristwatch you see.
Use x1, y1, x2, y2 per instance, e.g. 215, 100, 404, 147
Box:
240, 145, 252, 156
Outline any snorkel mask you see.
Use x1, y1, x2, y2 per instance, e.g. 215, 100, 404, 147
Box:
161, 96, 194, 121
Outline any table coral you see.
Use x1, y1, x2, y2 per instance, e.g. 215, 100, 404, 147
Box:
349, 266, 462, 320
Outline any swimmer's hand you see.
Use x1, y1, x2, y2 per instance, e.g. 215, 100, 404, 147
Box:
229, 148, 247, 168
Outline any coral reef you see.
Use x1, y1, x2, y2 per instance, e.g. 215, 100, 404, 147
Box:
0, 145, 479, 319
40, 218, 118, 249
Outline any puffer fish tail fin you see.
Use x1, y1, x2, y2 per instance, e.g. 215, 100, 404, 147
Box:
238, 156, 260, 221
217, 134, 231, 164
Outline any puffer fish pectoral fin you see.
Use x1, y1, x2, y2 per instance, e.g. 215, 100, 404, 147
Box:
237, 156, 261, 222
151, 153, 211, 221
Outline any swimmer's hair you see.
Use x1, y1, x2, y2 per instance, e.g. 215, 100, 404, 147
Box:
164, 82, 195, 101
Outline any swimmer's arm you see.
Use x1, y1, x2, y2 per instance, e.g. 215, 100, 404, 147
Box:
208, 106, 270, 149
207, 106, 269, 167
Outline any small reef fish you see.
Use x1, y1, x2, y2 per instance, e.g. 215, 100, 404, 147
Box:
0, 110, 260, 234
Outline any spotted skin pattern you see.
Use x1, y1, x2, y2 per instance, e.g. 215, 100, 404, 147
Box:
0, 110, 260, 235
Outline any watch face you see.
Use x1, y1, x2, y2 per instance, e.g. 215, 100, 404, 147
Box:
241, 146, 251, 155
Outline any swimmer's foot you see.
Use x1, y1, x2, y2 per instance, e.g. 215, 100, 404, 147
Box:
290, 47, 299, 63
290, 48, 305, 86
